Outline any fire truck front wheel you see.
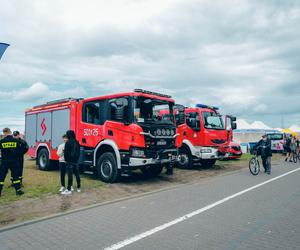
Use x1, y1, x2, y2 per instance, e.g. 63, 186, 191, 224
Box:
177, 148, 193, 169
96, 152, 120, 183
37, 148, 51, 171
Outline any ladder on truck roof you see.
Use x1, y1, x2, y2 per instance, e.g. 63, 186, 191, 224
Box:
134, 89, 172, 98
33, 97, 83, 108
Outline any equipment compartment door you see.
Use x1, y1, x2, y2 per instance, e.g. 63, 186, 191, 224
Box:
37, 112, 52, 142
52, 109, 70, 149
25, 114, 37, 148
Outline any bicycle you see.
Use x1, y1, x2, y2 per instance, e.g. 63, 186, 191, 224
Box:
292, 150, 298, 163
249, 150, 260, 175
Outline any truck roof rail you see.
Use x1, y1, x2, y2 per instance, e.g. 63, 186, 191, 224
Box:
33, 98, 83, 108
134, 89, 172, 98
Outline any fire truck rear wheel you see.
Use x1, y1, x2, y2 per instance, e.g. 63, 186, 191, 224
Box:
96, 152, 119, 183
177, 148, 193, 169
140, 164, 163, 178
37, 148, 51, 171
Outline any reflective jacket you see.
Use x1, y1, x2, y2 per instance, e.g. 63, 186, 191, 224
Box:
0, 135, 22, 161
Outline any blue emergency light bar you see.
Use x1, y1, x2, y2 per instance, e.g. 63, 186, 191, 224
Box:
0, 43, 10, 60
196, 104, 219, 110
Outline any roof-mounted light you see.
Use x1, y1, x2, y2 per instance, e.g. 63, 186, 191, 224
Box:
134, 89, 172, 98
196, 104, 219, 110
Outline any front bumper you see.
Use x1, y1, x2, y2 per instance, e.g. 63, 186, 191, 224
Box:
193, 146, 219, 159
128, 149, 178, 167
227, 151, 242, 158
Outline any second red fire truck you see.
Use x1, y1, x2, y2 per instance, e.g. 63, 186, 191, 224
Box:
175, 104, 237, 168
25, 89, 183, 182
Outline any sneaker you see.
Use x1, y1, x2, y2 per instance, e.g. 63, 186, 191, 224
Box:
61, 190, 72, 195
59, 186, 66, 192
77, 188, 81, 193
16, 190, 24, 196
71, 186, 74, 192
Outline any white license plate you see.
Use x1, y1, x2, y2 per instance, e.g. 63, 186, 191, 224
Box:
157, 140, 167, 146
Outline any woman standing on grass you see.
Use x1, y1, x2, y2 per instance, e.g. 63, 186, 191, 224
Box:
62, 130, 81, 195
57, 134, 68, 193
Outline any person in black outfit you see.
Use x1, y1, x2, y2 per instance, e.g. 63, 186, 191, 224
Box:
254, 134, 272, 175
285, 135, 292, 162
0, 128, 24, 196
62, 130, 81, 195
13, 131, 29, 186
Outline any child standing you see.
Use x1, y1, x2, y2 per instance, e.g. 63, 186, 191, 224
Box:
57, 134, 68, 192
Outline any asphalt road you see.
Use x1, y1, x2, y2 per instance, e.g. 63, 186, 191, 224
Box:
0, 161, 300, 250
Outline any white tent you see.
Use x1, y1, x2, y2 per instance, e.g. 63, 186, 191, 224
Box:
236, 119, 252, 129
251, 121, 272, 130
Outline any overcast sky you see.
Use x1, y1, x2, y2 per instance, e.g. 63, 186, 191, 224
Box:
0, 0, 299, 131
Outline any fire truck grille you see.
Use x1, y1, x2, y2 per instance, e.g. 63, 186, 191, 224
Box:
211, 139, 226, 144
231, 146, 241, 151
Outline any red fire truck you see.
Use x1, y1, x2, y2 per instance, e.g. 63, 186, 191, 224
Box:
175, 104, 237, 168
25, 89, 182, 182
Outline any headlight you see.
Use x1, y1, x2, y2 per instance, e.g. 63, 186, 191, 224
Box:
157, 129, 162, 136
166, 129, 170, 136
200, 148, 212, 153
132, 148, 145, 158
162, 129, 166, 135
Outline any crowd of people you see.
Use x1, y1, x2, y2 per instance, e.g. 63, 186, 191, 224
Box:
284, 134, 300, 162
0, 128, 81, 197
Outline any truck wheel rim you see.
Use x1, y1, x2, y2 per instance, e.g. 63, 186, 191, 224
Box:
40, 153, 47, 167
101, 159, 112, 178
179, 153, 189, 166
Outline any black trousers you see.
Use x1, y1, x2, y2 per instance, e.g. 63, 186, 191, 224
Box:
10, 157, 24, 183
59, 162, 67, 187
262, 156, 271, 173
66, 162, 81, 191
0, 160, 21, 194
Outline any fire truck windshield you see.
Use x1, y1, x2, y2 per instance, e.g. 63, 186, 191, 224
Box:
134, 97, 174, 124
202, 111, 224, 130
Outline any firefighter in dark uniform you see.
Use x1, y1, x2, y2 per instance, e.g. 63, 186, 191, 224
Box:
13, 131, 29, 186
0, 128, 24, 197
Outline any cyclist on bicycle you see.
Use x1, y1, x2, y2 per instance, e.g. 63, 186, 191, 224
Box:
254, 134, 272, 174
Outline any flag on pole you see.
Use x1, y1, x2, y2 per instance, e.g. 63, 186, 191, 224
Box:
0, 43, 10, 60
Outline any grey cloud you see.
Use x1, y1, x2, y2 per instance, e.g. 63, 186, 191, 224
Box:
0, 0, 300, 128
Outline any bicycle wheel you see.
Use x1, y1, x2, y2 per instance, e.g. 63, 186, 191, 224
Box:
293, 152, 298, 163
249, 157, 260, 175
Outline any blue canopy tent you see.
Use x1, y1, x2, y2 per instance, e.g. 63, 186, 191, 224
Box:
0, 43, 10, 60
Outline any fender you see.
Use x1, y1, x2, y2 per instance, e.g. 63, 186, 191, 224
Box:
93, 139, 121, 169
182, 139, 198, 157
35, 143, 51, 158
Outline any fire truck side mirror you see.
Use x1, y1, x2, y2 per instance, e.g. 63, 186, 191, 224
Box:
176, 105, 185, 125
232, 122, 237, 130
177, 112, 185, 125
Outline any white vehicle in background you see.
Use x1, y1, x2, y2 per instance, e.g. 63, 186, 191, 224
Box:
266, 132, 284, 153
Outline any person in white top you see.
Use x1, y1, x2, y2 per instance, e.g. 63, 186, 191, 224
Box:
57, 134, 68, 192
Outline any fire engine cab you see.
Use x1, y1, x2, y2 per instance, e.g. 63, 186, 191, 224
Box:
176, 104, 237, 168
25, 89, 180, 182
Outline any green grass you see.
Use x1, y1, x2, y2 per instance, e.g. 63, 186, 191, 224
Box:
0, 160, 104, 205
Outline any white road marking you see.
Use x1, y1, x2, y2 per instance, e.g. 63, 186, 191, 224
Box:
104, 167, 300, 250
